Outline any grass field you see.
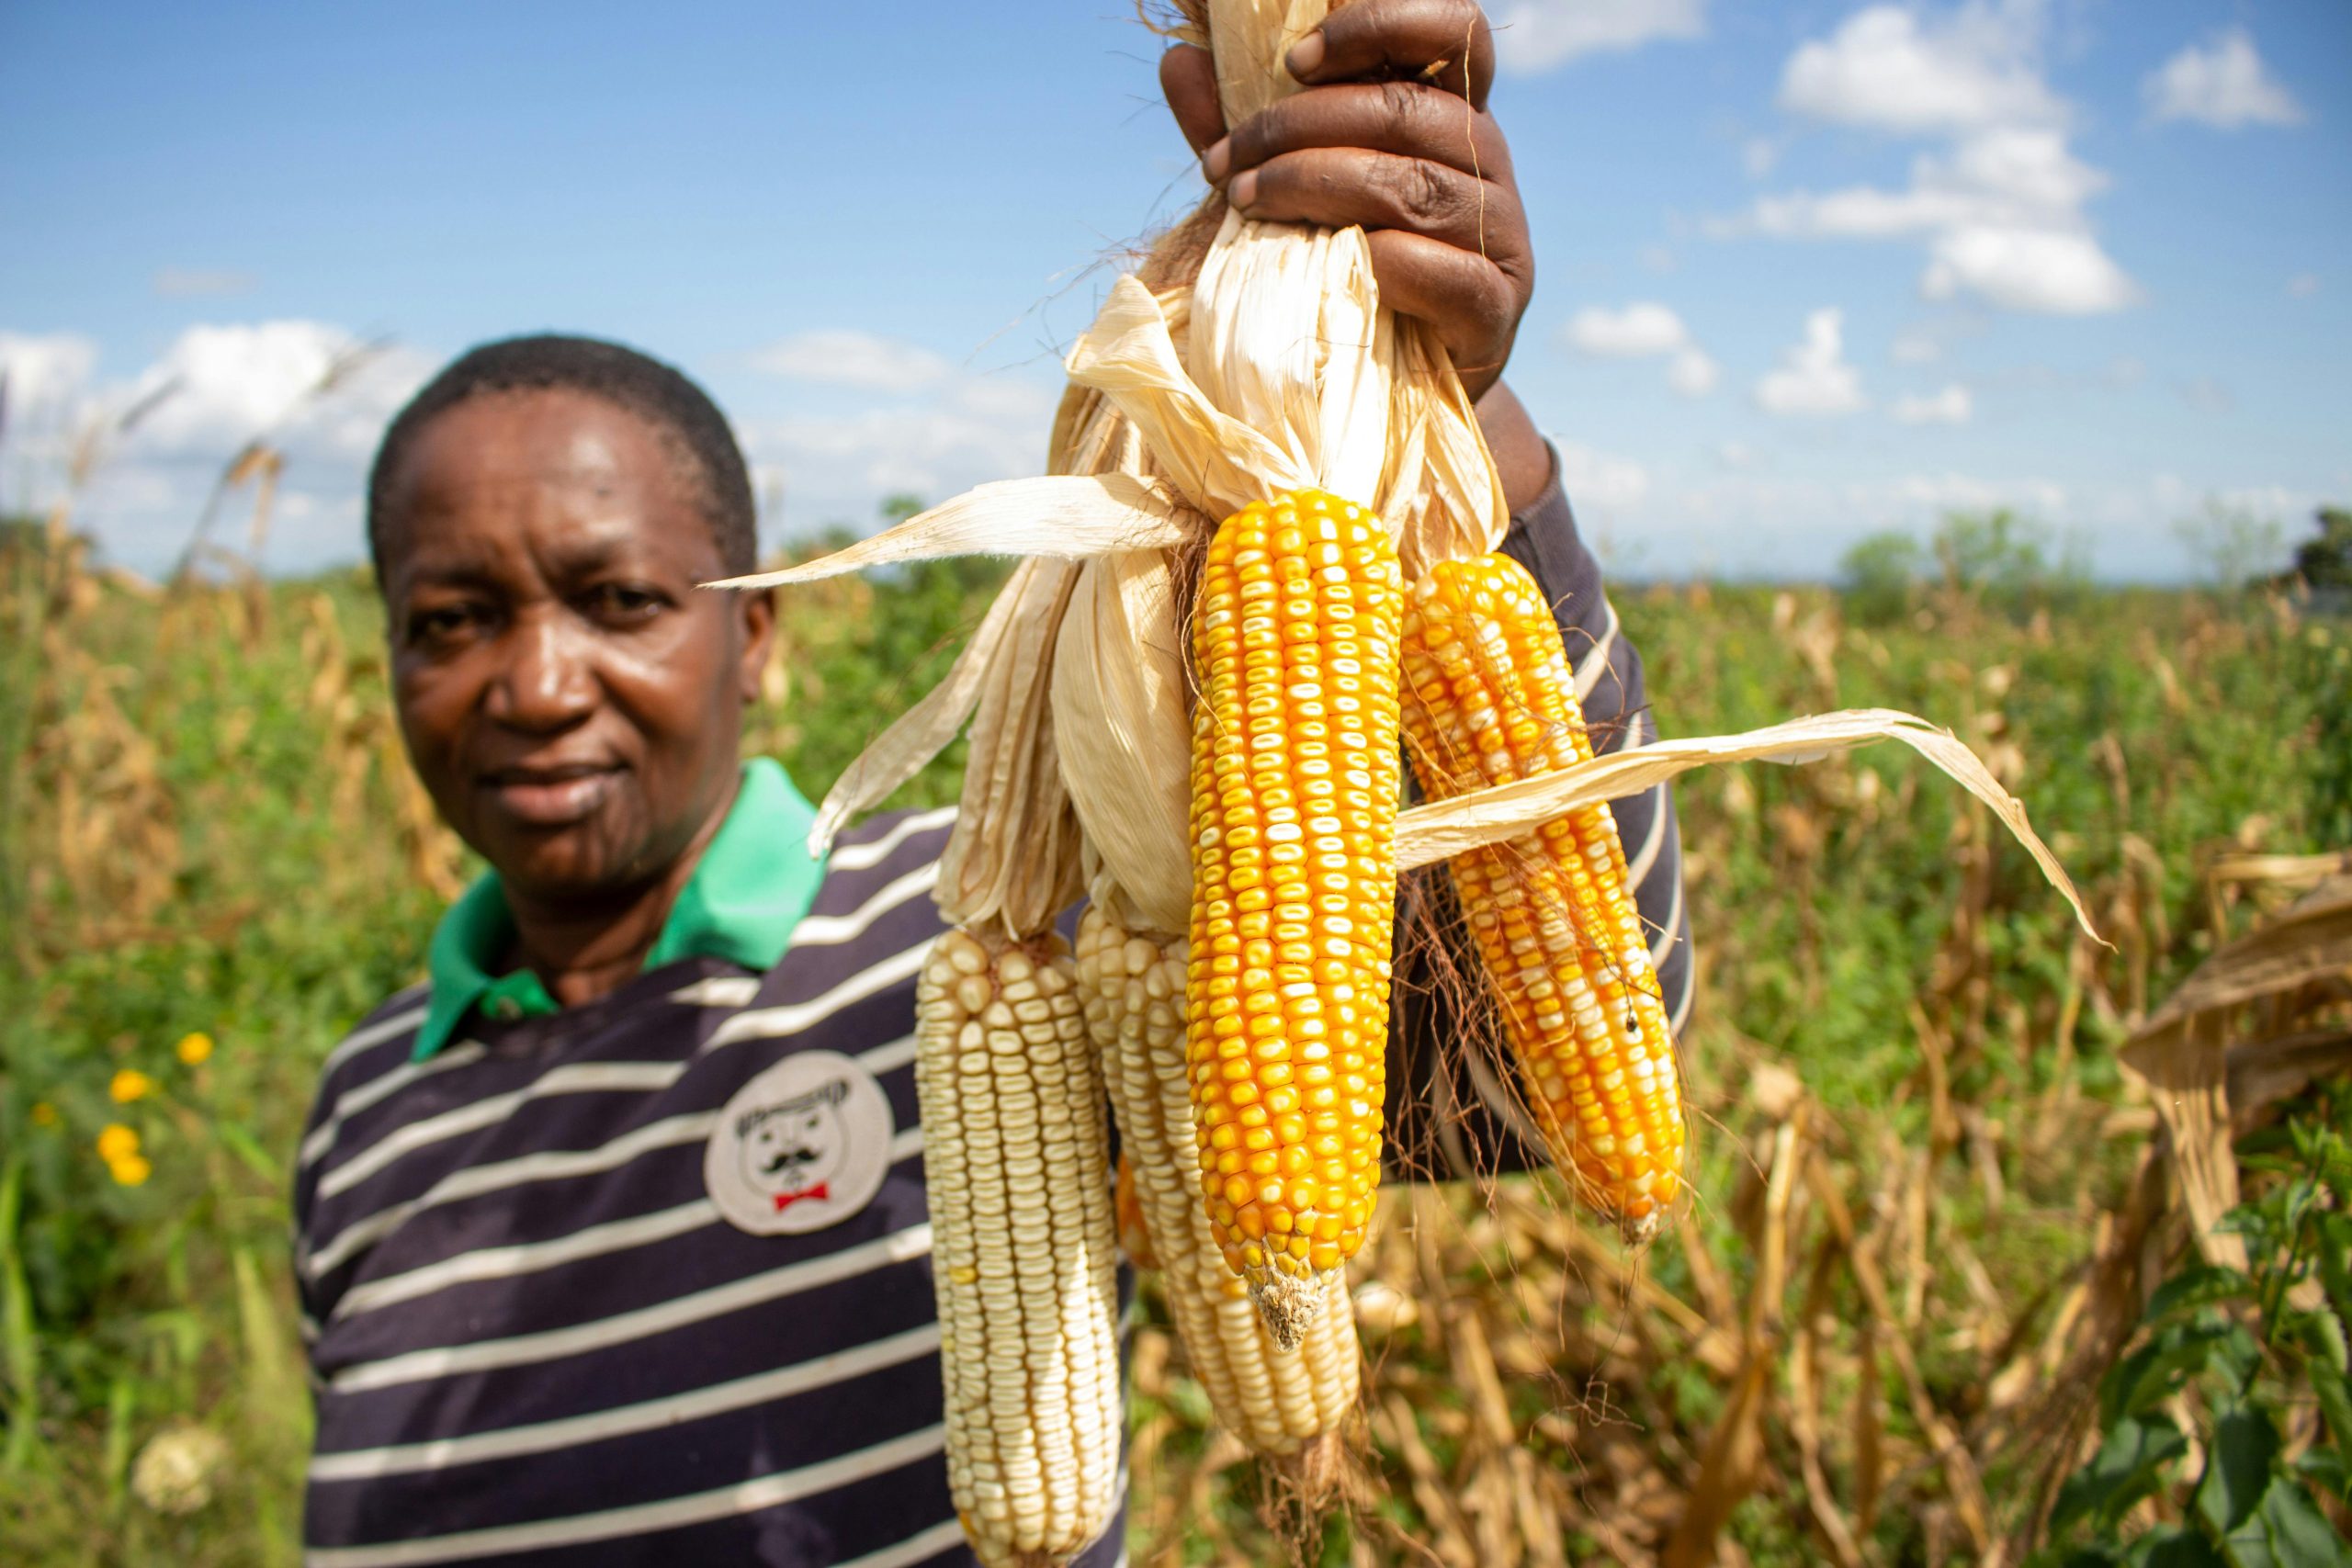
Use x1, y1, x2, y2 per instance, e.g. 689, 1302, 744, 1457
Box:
2, 518, 2344, 1565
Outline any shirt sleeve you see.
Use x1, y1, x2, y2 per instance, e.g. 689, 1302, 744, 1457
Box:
1384, 444, 1696, 1183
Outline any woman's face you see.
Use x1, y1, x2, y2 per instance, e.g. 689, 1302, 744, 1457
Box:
377, 388, 773, 906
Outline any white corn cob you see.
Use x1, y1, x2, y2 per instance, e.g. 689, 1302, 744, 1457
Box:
917, 927, 1124, 1568
1075, 907, 1359, 1492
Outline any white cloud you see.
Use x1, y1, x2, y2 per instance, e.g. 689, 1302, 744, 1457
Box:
127, 321, 425, 458
1755, 308, 1865, 416
153, 269, 256, 299
1668, 348, 1720, 398
1778, 3, 2063, 135
750, 329, 953, 393
1734, 7, 2136, 318
2177, 378, 2234, 416
1553, 439, 1650, 511
1493, 0, 1705, 74
1892, 383, 1973, 424
1891, 329, 1942, 364
1561, 302, 1717, 398
1564, 302, 1690, 357
1, 321, 430, 570
0, 332, 100, 426
741, 368, 1058, 531
2144, 29, 2305, 129
1892, 469, 2066, 518
1921, 224, 2138, 313
2289, 273, 2321, 299
1742, 137, 1782, 179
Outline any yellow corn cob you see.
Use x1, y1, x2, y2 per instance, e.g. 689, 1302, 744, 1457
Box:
1397, 554, 1684, 1239
1077, 908, 1360, 1491
916, 927, 1123, 1568
1187, 490, 1403, 1340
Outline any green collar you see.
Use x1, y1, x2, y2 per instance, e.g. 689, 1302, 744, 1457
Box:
412, 758, 826, 1061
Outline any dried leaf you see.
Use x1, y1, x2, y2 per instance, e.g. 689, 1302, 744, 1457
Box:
804, 559, 1035, 858
936, 558, 1085, 931
1395, 706, 2102, 945
704, 474, 1188, 591
1052, 550, 1193, 933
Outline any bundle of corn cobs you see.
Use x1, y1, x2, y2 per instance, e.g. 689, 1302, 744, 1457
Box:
718, 5, 2100, 1562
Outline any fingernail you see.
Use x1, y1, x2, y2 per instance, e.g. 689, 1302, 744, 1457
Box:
1202, 137, 1230, 183
1228, 169, 1258, 210
1284, 30, 1325, 79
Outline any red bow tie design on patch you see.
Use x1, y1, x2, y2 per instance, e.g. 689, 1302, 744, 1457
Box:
737, 1077, 854, 1219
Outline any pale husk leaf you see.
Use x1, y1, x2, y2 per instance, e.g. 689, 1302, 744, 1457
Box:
1206, 0, 1327, 126
705, 474, 1186, 590
1188, 208, 1393, 511
1066, 275, 1311, 518
1052, 549, 1194, 934
1394, 706, 2102, 945
935, 558, 1086, 932
805, 558, 1035, 859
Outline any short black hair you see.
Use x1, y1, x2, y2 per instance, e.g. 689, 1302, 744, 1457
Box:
367, 333, 756, 577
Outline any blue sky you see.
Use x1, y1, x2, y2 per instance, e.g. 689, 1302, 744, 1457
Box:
4, 0, 2346, 580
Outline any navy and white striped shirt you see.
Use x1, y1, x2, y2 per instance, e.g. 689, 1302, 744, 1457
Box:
292, 459, 1689, 1565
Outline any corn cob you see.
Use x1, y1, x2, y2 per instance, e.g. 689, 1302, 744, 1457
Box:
1113, 1150, 1155, 1272
1078, 908, 1360, 1488
916, 927, 1123, 1568
1187, 490, 1404, 1340
1397, 554, 1684, 1239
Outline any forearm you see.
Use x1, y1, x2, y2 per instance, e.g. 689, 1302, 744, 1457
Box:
1476, 380, 1551, 518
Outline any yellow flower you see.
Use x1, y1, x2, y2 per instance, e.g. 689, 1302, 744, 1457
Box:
109, 1154, 153, 1188
30, 1101, 59, 1127
175, 1032, 215, 1066
109, 1068, 155, 1104
96, 1123, 141, 1163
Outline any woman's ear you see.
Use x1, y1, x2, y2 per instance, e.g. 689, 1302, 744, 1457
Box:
737, 587, 776, 705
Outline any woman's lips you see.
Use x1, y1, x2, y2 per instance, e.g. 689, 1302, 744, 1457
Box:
481, 766, 622, 828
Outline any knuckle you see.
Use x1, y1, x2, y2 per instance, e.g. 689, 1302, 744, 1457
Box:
1395, 158, 1455, 227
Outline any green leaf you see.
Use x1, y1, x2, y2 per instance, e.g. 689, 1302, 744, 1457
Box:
2301, 1304, 2352, 1377
2318, 1214, 2352, 1325
215, 1120, 283, 1187
2296, 1448, 2351, 1506
2132, 1527, 2227, 1568
2105, 1321, 2264, 1424
2221, 1476, 2352, 1568
2313, 1364, 2352, 1460
2053, 1412, 2190, 1535
2149, 1265, 2256, 1323
2059, 1549, 2126, 1568
2199, 1406, 2282, 1535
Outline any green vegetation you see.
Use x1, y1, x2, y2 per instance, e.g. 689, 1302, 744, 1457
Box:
2034, 1094, 2352, 1566
3, 514, 2345, 1564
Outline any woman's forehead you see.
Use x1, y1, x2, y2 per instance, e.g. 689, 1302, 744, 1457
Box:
380, 389, 718, 575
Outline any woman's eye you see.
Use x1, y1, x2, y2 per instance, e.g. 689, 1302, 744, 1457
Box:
586, 584, 662, 619
409, 605, 480, 643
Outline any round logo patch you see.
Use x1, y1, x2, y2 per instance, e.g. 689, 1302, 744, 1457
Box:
705, 1050, 896, 1236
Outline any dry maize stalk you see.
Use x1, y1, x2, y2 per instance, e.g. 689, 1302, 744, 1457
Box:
1077, 907, 1360, 1487
1188, 489, 1403, 1340
916, 928, 1123, 1568
1398, 554, 1683, 1238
